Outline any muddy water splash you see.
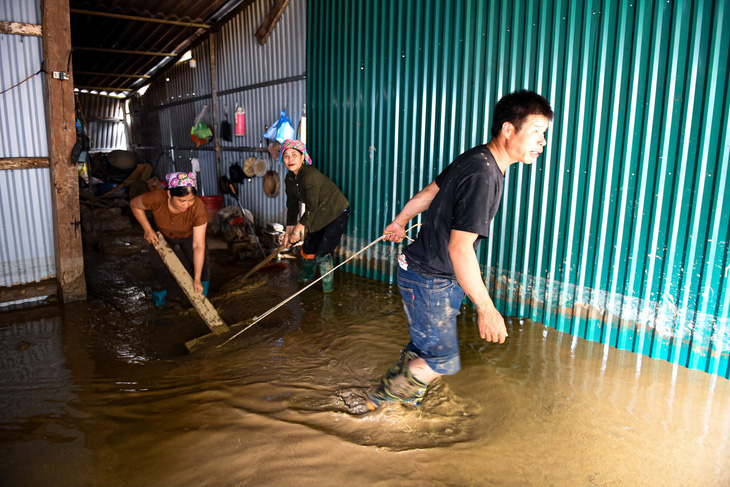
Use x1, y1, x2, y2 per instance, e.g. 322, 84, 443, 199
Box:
1, 249, 729, 487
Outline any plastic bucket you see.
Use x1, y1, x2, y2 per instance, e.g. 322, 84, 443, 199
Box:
200, 195, 223, 223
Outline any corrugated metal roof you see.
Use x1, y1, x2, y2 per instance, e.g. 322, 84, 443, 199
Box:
69, 0, 254, 96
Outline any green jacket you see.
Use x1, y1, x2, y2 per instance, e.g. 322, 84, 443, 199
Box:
285, 164, 349, 232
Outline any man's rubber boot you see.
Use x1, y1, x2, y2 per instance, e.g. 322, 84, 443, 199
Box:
366, 351, 428, 411
152, 290, 167, 308
318, 254, 334, 293
202, 280, 210, 297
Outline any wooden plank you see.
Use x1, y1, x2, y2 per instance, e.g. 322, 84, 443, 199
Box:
0, 157, 50, 170
185, 334, 215, 353
154, 232, 230, 336
255, 0, 290, 46
43, 0, 87, 303
0, 279, 58, 305
0, 21, 42, 37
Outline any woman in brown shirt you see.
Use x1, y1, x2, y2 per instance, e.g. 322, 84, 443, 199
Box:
130, 172, 209, 307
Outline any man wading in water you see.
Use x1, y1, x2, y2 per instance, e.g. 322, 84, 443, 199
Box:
362, 90, 554, 412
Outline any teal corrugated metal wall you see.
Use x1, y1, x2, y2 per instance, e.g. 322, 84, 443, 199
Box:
307, 0, 730, 379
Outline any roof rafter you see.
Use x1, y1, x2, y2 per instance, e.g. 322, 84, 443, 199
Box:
70, 8, 210, 29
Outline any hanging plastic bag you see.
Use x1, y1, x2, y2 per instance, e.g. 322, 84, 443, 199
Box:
262, 110, 283, 141
263, 109, 296, 143
191, 105, 213, 147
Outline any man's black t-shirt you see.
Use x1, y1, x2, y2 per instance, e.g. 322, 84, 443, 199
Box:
403, 145, 504, 279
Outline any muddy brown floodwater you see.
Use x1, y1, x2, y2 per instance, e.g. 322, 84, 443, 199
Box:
1, 229, 729, 487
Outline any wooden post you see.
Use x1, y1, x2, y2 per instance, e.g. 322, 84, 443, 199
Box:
154, 232, 229, 336
209, 33, 221, 186
42, 0, 87, 302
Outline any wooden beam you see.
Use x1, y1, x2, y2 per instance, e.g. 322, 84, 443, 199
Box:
75, 86, 132, 93
0, 157, 50, 170
0, 279, 58, 305
70, 8, 210, 29
0, 21, 42, 37
74, 71, 150, 79
43, 0, 87, 303
255, 0, 290, 46
72, 46, 177, 57
154, 232, 230, 336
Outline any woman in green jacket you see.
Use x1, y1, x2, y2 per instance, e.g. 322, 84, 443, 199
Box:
280, 139, 349, 292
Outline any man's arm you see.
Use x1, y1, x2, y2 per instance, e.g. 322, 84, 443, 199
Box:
448, 229, 508, 344
383, 181, 440, 242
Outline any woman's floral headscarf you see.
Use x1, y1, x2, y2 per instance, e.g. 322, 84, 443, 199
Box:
165, 172, 196, 188
279, 139, 313, 166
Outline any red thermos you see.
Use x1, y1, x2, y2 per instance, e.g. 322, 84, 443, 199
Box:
234, 105, 246, 136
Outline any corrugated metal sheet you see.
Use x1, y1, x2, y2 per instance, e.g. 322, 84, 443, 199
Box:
128, 0, 306, 227
76, 94, 129, 152
308, 0, 730, 378
1, 0, 40, 23
1, 1, 55, 297
0, 169, 55, 287
0, 33, 47, 157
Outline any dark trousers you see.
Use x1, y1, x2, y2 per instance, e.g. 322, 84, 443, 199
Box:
302, 208, 350, 258
151, 234, 210, 292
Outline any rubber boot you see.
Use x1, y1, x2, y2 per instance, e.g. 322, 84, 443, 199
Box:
366, 351, 428, 411
152, 290, 167, 308
202, 280, 210, 297
298, 252, 317, 283
318, 254, 334, 293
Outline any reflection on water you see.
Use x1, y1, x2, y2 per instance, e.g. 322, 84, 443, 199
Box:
1, 268, 729, 487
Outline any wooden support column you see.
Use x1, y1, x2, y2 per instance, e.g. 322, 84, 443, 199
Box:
42, 0, 86, 302
209, 33, 222, 184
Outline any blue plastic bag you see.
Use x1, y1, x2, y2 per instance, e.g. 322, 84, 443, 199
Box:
263, 109, 296, 143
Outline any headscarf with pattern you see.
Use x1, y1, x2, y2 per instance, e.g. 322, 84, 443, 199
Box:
279, 139, 313, 166
165, 172, 196, 188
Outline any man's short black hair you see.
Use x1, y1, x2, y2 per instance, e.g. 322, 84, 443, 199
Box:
490, 90, 554, 138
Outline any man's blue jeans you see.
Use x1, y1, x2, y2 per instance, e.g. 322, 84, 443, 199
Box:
397, 262, 465, 375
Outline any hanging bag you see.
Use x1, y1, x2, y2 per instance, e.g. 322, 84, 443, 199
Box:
220, 105, 233, 142
263, 109, 296, 143
190, 105, 213, 147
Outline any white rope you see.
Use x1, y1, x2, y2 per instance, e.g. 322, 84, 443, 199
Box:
217, 223, 420, 348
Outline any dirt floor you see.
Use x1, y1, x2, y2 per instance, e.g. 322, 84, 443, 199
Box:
1, 210, 730, 487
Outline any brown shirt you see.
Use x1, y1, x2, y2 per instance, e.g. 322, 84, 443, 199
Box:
140, 189, 208, 240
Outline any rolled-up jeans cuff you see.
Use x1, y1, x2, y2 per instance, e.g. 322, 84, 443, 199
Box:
396, 265, 464, 375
